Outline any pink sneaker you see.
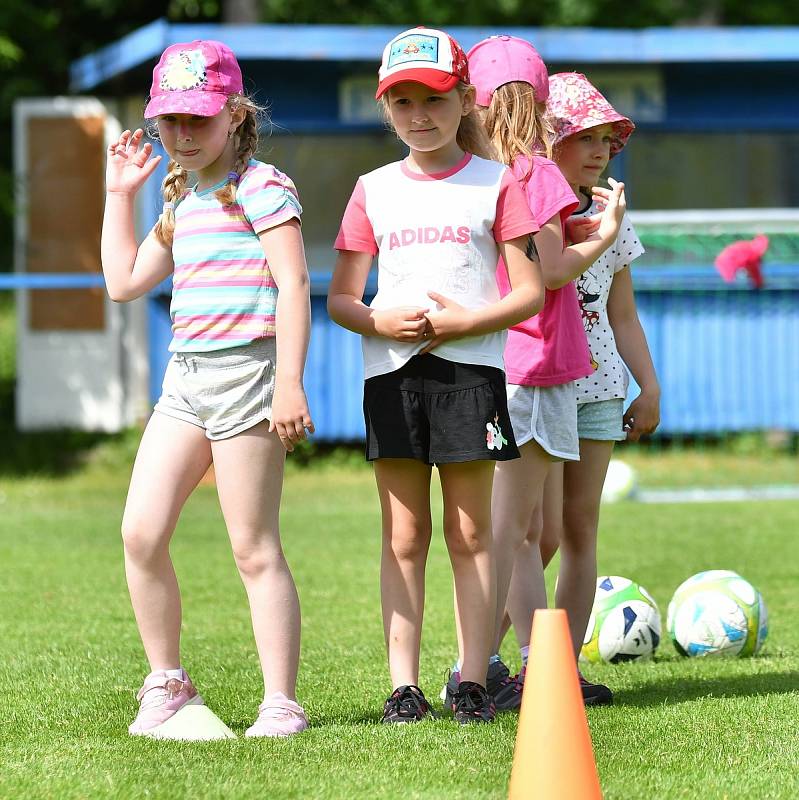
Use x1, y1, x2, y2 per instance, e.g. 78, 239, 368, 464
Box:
128, 669, 204, 735
245, 692, 308, 738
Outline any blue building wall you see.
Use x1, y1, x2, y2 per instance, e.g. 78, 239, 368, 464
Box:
147, 267, 799, 439
73, 22, 799, 439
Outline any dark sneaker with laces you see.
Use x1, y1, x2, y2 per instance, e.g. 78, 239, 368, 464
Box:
579, 673, 613, 706
486, 658, 523, 711
440, 669, 460, 709
381, 685, 436, 723
451, 681, 496, 724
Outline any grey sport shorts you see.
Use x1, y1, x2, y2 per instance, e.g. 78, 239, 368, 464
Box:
153, 337, 276, 440
506, 381, 579, 461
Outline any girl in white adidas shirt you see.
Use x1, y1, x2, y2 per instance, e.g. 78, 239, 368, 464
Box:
328, 26, 543, 724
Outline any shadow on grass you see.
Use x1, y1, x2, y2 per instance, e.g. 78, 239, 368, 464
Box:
615, 670, 799, 707
0, 379, 139, 477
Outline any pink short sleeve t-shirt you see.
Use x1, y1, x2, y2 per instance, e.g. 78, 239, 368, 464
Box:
335, 153, 538, 379
496, 155, 593, 387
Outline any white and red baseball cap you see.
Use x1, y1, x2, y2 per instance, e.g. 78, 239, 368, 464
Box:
375, 27, 470, 99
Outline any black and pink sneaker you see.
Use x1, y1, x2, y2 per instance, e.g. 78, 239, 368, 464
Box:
381, 685, 436, 723
451, 681, 496, 724
578, 672, 613, 706
487, 658, 524, 711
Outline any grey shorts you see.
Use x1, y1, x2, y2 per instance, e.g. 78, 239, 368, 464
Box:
153, 337, 276, 441
577, 398, 626, 441
506, 382, 579, 461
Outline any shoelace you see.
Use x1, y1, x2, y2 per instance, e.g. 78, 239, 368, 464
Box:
137, 677, 187, 710
255, 700, 303, 722
454, 682, 491, 715
387, 685, 436, 720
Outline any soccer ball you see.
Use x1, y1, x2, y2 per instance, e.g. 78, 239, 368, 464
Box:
601, 460, 637, 503
580, 576, 662, 664
667, 570, 768, 657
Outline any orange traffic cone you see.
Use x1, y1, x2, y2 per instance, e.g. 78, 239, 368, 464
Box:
508, 609, 602, 799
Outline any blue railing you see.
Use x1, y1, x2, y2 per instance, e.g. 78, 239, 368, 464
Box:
6, 264, 799, 437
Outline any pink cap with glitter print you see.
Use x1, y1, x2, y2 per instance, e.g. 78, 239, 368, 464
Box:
547, 72, 634, 157
376, 27, 470, 99
467, 35, 549, 107
144, 40, 243, 119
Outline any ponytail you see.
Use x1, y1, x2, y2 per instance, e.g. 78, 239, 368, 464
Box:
482, 82, 556, 175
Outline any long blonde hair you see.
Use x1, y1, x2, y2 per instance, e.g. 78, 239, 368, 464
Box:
481, 81, 555, 177
154, 95, 265, 247
381, 83, 496, 161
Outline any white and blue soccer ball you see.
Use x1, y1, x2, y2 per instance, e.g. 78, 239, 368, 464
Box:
601, 460, 637, 504
580, 576, 662, 664
667, 570, 768, 658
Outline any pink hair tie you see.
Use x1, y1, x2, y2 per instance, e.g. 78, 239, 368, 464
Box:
228, 171, 240, 183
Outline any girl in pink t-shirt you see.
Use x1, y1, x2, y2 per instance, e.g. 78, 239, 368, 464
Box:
437, 36, 627, 710
328, 27, 543, 725
505, 72, 661, 706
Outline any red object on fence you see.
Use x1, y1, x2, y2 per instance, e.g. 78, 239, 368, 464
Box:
714, 234, 769, 289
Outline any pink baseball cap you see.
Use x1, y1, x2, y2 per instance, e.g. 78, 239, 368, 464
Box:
467, 35, 549, 107
144, 40, 243, 119
547, 72, 634, 157
376, 27, 470, 99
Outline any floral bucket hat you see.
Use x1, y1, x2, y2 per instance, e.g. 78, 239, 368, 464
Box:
547, 72, 635, 157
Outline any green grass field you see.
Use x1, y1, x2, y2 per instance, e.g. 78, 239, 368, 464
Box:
1, 451, 798, 800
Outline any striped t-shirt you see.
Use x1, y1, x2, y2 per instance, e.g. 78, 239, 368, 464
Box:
169, 158, 302, 352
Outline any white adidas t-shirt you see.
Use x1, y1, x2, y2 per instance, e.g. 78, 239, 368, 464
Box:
335, 153, 537, 380
571, 198, 645, 403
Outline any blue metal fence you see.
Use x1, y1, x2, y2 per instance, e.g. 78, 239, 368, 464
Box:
6, 265, 798, 438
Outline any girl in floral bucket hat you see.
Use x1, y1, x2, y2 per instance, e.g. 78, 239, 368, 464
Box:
501, 70, 660, 707
547, 71, 634, 158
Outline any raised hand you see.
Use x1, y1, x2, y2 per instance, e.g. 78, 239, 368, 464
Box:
106, 129, 162, 196
373, 306, 428, 342
591, 176, 626, 240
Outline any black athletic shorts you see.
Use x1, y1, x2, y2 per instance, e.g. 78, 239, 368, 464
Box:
363, 354, 520, 464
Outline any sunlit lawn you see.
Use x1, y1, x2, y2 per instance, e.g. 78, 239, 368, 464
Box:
2, 452, 798, 799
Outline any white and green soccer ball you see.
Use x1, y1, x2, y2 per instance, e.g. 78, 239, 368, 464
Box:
580, 576, 662, 664
601, 460, 637, 504
667, 570, 768, 657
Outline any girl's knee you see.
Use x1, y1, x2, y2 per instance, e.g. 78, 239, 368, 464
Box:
443, 524, 491, 558
384, 525, 431, 562
120, 517, 170, 564
560, 514, 598, 553
230, 535, 285, 578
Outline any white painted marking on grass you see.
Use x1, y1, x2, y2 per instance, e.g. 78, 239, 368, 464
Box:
636, 485, 799, 504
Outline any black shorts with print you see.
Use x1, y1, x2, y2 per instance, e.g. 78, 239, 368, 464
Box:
363, 354, 520, 464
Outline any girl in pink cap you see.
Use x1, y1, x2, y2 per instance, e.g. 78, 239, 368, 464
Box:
101, 40, 313, 738
438, 36, 627, 711
503, 71, 661, 705
329, 26, 544, 724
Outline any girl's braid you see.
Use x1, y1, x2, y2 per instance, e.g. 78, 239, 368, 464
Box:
154, 159, 189, 247
215, 109, 260, 206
